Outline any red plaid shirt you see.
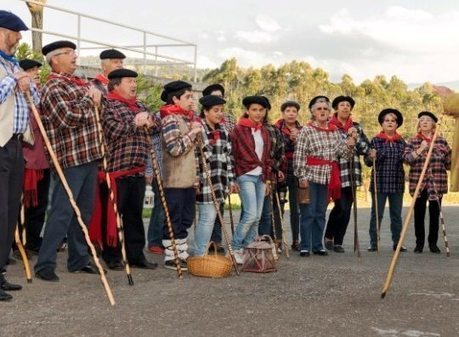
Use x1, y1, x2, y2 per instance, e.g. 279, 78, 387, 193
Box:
40, 73, 102, 169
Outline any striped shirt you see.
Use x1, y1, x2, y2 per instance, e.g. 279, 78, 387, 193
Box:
40, 73, 102, 169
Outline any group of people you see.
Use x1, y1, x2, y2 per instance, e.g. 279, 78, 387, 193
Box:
0, 10, 456, 302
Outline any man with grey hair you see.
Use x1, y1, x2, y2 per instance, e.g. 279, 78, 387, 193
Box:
91, 49, 126, 95
0, 10, 39, 302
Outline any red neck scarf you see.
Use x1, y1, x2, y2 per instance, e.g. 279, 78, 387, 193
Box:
275, 119, 301, 137
95, 73, 109, 85
206, 122, 221, 145
47, 72, 88, 87
416, 132, 433, 143
160, 104, 196, 120
329, 115, 354, 132
307, 121, 337, 132
375, 131, 402, 143
238, 117, 262, 130
107, 91, 140, 112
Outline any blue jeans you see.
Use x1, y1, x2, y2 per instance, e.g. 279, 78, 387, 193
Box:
191, 203, 217, 256
299, 182, 328, 252
369, 191, 403, 246
258, 192, 282, 240
147, 180, 165, 247
232, 174, 265, 250
35, 162, 98, 273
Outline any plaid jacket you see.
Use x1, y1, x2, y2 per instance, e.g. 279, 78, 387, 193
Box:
335, 122, 370, 187
265, 123, 285, 174
403, 135, 452, 198
40, 73, 102, 169
294, 123, 352, 185
222, 112, 236, 134
364, 137, 405, 194
275, 119, 302, 178
196, 122, 235, 203
102, 99, 160, 173
231, 124, 272, 181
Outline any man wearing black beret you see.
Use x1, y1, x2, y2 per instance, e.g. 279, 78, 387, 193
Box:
92, 49, 126, 95
0, 10, 39, 301
324, 95, 370, 253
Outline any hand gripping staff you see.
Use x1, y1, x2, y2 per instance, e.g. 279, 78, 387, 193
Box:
196, 136, 240, 275
93, 106, 133, 286
381, 120, 441, 299
25, 92, 116, 306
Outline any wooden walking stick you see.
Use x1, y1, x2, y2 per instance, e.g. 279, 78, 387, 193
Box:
148, 141, 183, 279
196, 137, 240, 275
381, 122, 441, 299
372, 157, 381, 252
349, 159, 361, 258
93, 106, 133, 286
15, 200, 32, 283
268, 188, 279, 261
431, 182, 451, 257
274, 190, 290, 258
25, 92, 116, 306
227, 194, 235, 236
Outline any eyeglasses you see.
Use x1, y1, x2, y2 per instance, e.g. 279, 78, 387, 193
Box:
54, 50, 78, 57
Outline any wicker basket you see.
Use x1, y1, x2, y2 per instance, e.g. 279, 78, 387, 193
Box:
187, 242, 233, 278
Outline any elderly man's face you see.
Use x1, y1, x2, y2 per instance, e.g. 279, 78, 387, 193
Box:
102, 58, 123, 76
51, 48, 78, 74
0, 28, 22, 55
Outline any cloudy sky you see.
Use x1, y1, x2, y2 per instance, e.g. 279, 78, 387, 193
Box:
4, 0, 459, 84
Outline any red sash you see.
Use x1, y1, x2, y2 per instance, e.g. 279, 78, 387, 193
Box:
306, 156, 341, 201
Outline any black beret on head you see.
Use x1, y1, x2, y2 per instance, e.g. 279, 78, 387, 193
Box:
0, 11, 28, 32
100, 49, 126, 60
161, 80, 192, 102
42, 40, 76, 56
19, 59, 42, 71
281, 100, 300, 112
107, 68, 138, 80
199, 95, 226, 108
332, 95, 355, 110
242, 95, 270, 109
202, 84, 225, 97
308, 95, 330, 109
418, 111, 438, 123
378, 108, 404, 127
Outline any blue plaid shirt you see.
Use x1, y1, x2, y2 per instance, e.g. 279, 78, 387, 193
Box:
0, 57, 40, 134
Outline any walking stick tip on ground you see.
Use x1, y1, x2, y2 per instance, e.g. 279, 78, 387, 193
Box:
381, 292, 386, 299
128, 275, 134, 286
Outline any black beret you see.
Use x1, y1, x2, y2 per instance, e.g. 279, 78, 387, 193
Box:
418, 111, 438, 123
107, 68, 138, 80
332, 95, 355, 110
202, 84, 225, 97
42, 40, 76, 56
0, 11, 28, 32
308, 95, 330, 109
378, 108, 404, 127
19, 59, 42, 71
199, 95, 226, 108
100, 49, 126, 60
242, 96, 270, 109
161, 80, 192, 102
280, 100, 300, 112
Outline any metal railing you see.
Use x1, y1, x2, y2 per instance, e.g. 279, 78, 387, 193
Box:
18, 0, 198, 81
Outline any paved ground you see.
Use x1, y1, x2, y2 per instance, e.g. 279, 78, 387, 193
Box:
1, 206, 458, 337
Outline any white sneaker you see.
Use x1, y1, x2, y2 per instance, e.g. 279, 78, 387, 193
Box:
231, 249, 244, 264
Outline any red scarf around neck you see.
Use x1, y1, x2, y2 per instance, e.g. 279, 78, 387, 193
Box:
238, 117, 262, 130
416, 132, 433, 143
307, 121, 337, 132
47, 72, 88, 87
275, 119, 301, 137
160, 104, 196, 121
95, 73, 109, 85
107, 91, 140, 112
375, 131, 402, 143
329, 115, 354, 132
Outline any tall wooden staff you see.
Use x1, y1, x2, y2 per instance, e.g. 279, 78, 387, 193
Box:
274, 191, 290, 258
15, 200, 32, 283
372, 157, 381, 252
227, 194, 235, 236
349, 159, 361, 257
25, 92, 116, 306
93, 106, 133, 285
381, 122, 441, 299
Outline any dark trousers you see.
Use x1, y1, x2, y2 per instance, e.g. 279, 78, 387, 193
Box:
210, 203, 224, 244
258, 191, 282, 240
163, 188, 195, 240
23, 168, 51, 251
0, 137, 24, 271
35, 162, 98, 273
325, 186, 353, 246
147, 180, 166, 247
414, 189, 441, 248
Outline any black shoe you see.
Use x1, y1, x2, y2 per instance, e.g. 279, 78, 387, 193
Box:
106, 260, 124, 271
71, 263, 106, 275
131, 259, 158, 270
0, 288, 12, 301
333, 245, 345, 253
208, 244, 225, 255
324, 239, 334, 250
368, 245, 377, 252
313, 249, 328, 256
393, 244, 407, 252
164, 259, 188, 271
414, 245, 423, 253
35, 269, 59, 282
429, 245, 441, 254
299, 250, 310, 257
0, 275, 22, 291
